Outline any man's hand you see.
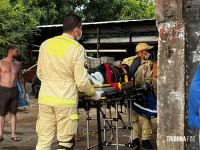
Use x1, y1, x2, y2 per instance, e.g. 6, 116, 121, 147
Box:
90, 91, 104, 100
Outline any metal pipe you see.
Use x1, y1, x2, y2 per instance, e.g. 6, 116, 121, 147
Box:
97, 104, 103, 150
22, 64, 37, 74
97, 27, 100, 58
86, 109, 90, 149
130, 98, 133, 143
109, 105, 114, 143
103, 103, 106, 144
115, 102, 119, 150
85, 49, 127, 53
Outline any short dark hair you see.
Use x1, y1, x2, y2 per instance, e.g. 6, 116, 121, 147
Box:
7, 44, 18, 53
63, 13, 82, 32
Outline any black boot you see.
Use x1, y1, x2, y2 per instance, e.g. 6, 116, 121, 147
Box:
131, 138, 140, 150
142, 140, 152, 149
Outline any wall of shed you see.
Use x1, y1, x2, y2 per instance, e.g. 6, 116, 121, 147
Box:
155, 0, 185, 150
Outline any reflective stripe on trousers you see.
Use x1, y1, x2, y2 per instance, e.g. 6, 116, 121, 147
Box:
36, 104, 78, 150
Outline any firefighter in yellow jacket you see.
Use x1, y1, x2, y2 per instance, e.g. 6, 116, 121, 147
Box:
36, 14, 101, 150
122, 43, 154, 149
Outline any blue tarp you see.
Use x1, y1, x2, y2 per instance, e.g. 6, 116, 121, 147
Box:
188, 64, 200, 128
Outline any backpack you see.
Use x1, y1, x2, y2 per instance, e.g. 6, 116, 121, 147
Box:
131, 59, 157, 118
132, 87, 157, 119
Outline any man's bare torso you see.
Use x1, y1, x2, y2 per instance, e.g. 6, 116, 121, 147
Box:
0, 58, 21, 87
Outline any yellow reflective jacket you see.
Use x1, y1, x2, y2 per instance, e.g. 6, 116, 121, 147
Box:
123, 56, 153, 87
37, 33, 95, 107
122, 56, 136, 66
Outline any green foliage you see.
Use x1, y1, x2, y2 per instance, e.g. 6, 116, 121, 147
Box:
119, 0, 155, 20
30, 0, 88, 24
83, 0, 124, 22
55, 0, 88, 23
0, 0, 155, 59
82, 0, 155, 22
29, 0, 59, 24
0, 0, 39, 58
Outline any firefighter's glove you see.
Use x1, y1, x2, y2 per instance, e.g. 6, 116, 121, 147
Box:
142, 82, 150, 91
90, 91, 104, 100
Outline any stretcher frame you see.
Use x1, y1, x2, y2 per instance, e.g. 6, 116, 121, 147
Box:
83, 81, 137, 150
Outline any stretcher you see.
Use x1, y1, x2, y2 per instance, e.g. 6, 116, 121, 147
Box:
82, 81, 136, 150
84, 81, 134, 100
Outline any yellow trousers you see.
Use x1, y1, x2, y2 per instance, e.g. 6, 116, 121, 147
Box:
36, 104, 78, 150
132, 110, 152, 140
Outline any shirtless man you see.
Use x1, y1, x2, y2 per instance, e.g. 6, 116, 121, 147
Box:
0, 45, 26, 142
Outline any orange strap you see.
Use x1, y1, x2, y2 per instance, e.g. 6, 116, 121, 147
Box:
152, 61, 157, 80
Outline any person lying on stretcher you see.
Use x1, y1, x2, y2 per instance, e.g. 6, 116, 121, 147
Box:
87, 63, 131, 91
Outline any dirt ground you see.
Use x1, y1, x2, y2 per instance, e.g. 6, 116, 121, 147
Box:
0, 96, 157, 150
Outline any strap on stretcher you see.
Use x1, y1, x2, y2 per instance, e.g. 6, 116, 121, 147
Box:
83, 81, 134, 101
92, 81, 133, 88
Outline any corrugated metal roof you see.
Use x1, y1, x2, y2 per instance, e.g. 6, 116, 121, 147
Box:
37, 19, 156, 28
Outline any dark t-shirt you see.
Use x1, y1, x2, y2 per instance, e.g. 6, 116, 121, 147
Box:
129, 56, 141, 74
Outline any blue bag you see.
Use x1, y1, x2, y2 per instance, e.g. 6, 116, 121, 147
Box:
17, 82, 30, 107
132, 88, 157, 119
188, 64, 200, 128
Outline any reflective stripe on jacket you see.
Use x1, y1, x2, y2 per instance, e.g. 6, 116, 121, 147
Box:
37, 33, 95, 107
